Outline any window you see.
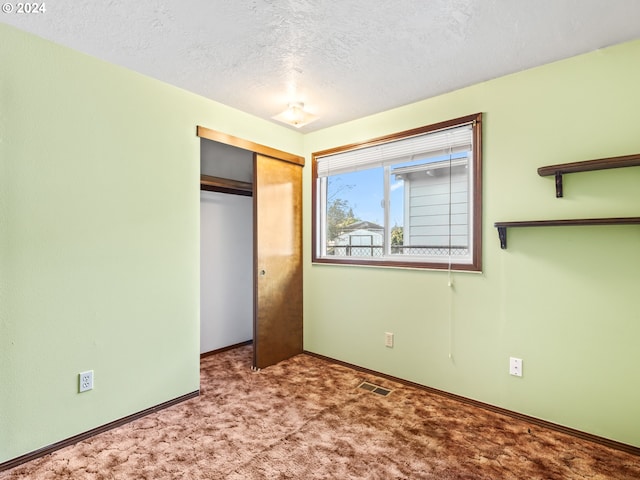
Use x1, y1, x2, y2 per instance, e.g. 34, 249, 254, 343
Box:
312, 113, 482, 271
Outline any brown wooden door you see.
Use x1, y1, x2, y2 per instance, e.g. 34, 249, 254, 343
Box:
253, 154, 303, 369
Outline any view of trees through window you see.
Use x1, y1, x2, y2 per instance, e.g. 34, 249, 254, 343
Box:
313, 113, 482, 271
324, 154, 469, 259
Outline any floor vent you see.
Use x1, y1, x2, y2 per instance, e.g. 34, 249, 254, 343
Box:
358, 381, 392, 397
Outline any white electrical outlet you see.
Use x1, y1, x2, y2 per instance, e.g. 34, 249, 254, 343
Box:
385, 332, 394, 348
509, 357, 523, 377
79, 370, 94, 392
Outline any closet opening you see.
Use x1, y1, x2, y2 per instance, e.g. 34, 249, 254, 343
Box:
200, 138, 254, 356
197, 126, 304, 370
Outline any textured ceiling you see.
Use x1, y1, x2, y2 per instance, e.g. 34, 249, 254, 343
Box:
3, 0, 640, 132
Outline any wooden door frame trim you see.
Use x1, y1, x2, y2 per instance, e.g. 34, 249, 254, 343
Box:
197, 126, 304, 166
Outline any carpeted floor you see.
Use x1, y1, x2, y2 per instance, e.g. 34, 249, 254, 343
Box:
2, 345, 639, 479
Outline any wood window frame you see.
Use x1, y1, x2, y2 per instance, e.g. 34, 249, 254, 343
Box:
311, 113, 483, 272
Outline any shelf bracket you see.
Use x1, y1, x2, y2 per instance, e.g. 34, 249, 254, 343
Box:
497, 226, 508, 249
555, 172, 563, 198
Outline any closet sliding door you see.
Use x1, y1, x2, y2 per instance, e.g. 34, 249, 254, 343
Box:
253, 154, 303, 369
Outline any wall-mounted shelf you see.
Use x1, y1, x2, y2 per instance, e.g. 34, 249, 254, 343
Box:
494, 217, 640, 249
537, 153, 640, 198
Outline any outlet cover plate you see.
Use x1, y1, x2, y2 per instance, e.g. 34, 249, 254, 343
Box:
509, 357, 522, 377
79, 370, 94, 392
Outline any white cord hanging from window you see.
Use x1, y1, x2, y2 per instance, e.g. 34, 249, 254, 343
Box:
447, 144, 454, 360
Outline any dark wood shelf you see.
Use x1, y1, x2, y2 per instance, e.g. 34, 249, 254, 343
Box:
494, 217, 640, 249
200, 174, 253, 196
537, 153, 640, 197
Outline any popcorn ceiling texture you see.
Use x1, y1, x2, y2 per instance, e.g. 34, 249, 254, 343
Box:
3, 0, 640, 131
2, 346, 639, 479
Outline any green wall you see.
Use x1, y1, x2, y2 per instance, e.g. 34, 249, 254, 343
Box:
2, 22, 639, 465
0, 24, 302, 463
303, 40, 640, 447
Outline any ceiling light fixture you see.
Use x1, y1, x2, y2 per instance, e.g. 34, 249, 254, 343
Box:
272, 102, 318, 128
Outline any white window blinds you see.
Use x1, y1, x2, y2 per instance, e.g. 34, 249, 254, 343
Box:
316, 123, 473, 177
